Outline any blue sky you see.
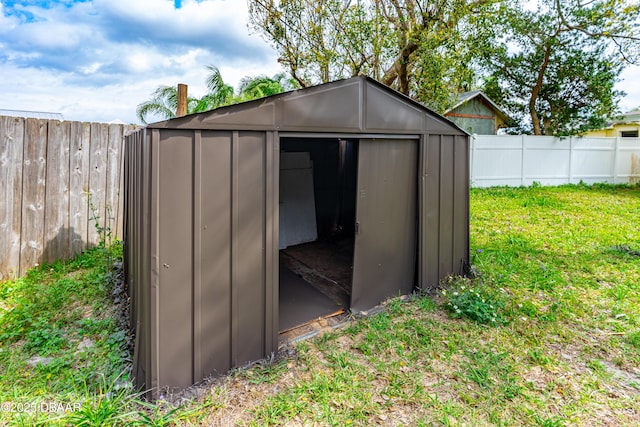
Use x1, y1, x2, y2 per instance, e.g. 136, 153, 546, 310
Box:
0, 0, 282, 123
0, 0, 639, 124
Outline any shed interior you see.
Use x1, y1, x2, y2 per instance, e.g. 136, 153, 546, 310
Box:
278, 137, 359, 332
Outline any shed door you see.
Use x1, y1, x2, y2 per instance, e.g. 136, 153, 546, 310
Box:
351, 139, 418, 312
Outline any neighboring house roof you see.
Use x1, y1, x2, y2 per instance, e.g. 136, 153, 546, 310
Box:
612, 109, 640, 125
444, 90, 511, 124
0, 109, 64, 120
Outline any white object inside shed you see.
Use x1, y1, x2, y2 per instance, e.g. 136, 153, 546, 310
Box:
279, 152, 318, 249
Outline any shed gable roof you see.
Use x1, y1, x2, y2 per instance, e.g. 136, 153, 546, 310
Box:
149, 76, 467, 135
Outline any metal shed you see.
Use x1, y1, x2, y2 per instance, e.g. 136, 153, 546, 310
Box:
124, 76, 469, 396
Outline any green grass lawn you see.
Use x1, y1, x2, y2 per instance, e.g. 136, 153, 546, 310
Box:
1, 184, 639, 426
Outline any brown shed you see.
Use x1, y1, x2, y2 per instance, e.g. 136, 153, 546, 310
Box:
124, 76, 469, 396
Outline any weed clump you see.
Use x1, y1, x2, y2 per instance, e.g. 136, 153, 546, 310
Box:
440, 276, 507, 325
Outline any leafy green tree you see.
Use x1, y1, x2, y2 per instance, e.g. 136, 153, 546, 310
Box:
248, 0, 492, 112
249, 0, 394, 86
236, 72, 298, 101
481, 0, 638, 135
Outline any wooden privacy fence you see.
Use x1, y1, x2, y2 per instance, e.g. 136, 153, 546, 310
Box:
471, 135, 640, 187
0, 116, 138, 280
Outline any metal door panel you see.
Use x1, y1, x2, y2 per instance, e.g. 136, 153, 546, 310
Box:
351, 139, 417, 312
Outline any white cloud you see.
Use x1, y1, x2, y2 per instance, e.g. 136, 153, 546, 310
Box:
11, 21, 94, 49
0, 4, 18, 34
617, 65, 640, 112
0, 0, 281, 123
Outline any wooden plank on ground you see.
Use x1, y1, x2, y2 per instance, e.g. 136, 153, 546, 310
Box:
20, 119, 48, 274
106, 124, 123, 243
43, 120, 71, 264
88, 123, 109, 247
69, 121, 91, 256
0, 116, 25, 280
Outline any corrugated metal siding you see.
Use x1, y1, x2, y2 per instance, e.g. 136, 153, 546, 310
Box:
126, 130, 278, 397
126, 77, 470, 396
419, 134, 470, 289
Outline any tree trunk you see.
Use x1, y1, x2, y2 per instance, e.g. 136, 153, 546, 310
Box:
529, 44, 552, 135
382, 41, 418, 94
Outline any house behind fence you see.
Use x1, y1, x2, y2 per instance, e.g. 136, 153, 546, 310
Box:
0, 115, 137, 280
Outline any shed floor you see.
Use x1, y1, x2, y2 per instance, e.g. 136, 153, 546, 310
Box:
279, 263, 343, 332
281, 238, 353, 303
279, 238, 354, 334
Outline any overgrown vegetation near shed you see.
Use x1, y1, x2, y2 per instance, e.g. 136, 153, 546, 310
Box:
1, 183, 639, 426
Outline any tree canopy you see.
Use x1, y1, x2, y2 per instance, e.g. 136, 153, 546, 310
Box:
248, 0, 495, 112
248, 0, 640, 135
481, 0, 637, 135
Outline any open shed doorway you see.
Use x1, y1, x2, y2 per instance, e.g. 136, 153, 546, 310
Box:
278, 137, 358, 333
278, 136, 419, 335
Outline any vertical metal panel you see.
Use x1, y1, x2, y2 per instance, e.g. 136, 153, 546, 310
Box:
156, 130, 194, 389
351, 139, 417, 312
193, 130, 202, 381
264, 131, 279, 355
128, 128, 151, 392
420, 134, 441, 288
453, 135, 470, 274
438, 135, 455, 276
232, 131, 266, 365
141, 129, 152, 394
197, 131, 232, 377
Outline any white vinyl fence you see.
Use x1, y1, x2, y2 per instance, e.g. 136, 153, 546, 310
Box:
470, 135, 640, 188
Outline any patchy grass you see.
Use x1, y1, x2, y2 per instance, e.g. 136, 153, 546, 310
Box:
2, 183, 639, 425
197, 184, 640, 426
0, 245, 210, 426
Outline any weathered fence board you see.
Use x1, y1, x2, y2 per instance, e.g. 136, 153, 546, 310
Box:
88, 123, 109, 246
106, 124, 123, 243
0, 116, 137, 279
0, 116, 24, 280
20, 119, 48, 274
43, 120, 71, 264
69, 121, 91, 256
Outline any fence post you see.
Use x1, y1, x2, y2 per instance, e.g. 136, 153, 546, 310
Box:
470, 135, 476, 185
520, 134, 526, 186
612, 136, 620, 184
568, 136, 574, 184
177, 83, 188, 117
